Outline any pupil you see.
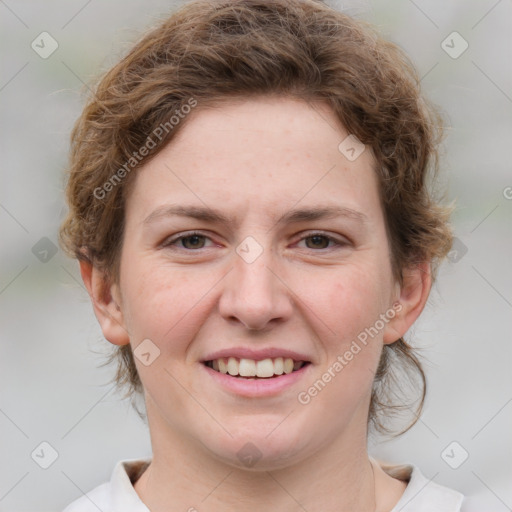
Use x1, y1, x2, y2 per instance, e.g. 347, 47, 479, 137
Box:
308, 235, 328, 249
183, 235, 204, 249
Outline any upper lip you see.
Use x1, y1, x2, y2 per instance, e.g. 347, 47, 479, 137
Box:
202, 347, 312, 363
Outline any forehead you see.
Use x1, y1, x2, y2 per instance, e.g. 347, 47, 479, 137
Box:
125, 96, 382, 226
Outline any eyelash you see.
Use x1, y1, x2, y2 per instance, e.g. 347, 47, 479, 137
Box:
161, 231, 348, 252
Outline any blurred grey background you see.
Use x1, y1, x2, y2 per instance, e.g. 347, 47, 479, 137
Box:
1, 1, 511, 510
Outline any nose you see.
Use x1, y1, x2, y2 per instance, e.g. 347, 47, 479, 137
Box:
218, 242, 293, 331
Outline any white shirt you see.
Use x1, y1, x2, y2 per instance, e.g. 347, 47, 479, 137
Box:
62, 458, 465, 511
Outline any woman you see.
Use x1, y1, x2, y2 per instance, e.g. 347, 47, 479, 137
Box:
60, 0, 464, 510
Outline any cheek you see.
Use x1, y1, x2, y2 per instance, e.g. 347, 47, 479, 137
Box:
297, 266, 389, 421
320, 261, 392, 343
304, 260, 391, 394
120, 259, 216, 351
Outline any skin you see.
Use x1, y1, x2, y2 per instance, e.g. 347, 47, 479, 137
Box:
81, 96, 431, 512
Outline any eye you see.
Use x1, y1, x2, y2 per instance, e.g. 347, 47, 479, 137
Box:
162, 231, 215, 250
296, 232, 347, 250
161, 231, 348, 252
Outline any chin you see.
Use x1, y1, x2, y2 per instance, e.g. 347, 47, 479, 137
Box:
202, 425, 314, 472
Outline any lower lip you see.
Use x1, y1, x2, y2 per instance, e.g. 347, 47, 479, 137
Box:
201, 363, 311, 397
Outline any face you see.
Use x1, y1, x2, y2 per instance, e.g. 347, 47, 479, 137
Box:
104, 97, 410, 469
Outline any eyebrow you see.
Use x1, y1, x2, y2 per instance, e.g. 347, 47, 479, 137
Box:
143, 204, 368, 228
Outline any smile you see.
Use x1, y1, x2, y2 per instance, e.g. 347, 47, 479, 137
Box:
204, 357, 310, 379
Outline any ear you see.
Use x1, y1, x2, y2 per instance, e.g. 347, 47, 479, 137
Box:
79, 260, 130, 346
383, 261, 432, 344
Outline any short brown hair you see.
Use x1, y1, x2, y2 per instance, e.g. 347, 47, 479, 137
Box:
59, 0, 453, 435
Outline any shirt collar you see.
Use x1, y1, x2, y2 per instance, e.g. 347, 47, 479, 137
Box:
111, 457, 463, 512
109, 458, 151, 511
377, 459, 464, 512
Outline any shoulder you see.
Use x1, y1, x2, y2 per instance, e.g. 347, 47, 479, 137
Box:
62, 482, 111, 512
61, 459, 151, 512
376, 459, 465, 512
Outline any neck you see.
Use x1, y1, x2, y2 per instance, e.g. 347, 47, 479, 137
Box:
135, 408, 379, 512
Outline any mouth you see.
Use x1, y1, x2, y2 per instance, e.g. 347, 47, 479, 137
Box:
203, 357, 311, 379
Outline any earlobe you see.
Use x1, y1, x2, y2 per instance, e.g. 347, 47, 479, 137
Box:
383, 261, 432, 344
79, 260, 130, 346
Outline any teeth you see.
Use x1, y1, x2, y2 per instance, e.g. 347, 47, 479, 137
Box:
208, 357, 305, 378
274, 357, 284, 375
239, 358, 256, 377
227, 357, 238, 376
218, 358, 228, 374
256, 358, 274, 378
